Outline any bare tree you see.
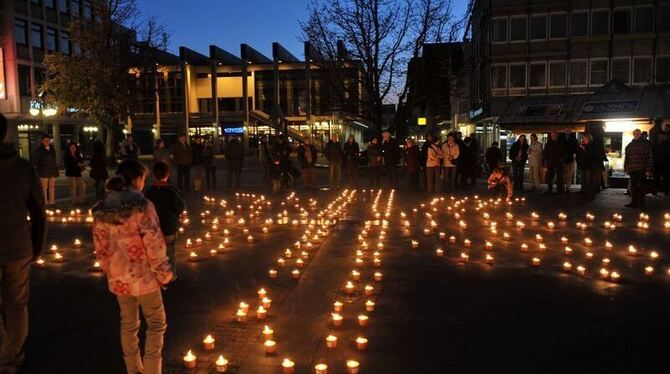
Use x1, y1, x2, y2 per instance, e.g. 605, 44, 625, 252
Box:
301, 0, 465, 135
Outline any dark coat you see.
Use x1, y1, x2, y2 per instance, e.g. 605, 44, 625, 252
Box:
367, 143, 383, 167
404, 144, 421, 172
624, 138, 653, 173
485, 146, 503, 168
343, 142, 360, 166
89, 141, 109, 181
297, 144, 318, 168
0, 143, 46, 262
34, 144, 59, 178
381, 138, 401, 166
144, 182, 186, 236
64, 150, 83, 177
325, 140, 343, 162
543, 139, 564, 167
224, 140, 245, 167
172, 141, 193, 166
509, 141, 528, 163
200, 145, 215, 166
576, 143, 603, 171
563, 135, 579, 163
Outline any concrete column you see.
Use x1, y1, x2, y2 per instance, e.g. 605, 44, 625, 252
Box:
305, 60, 312, 137
210, 58, 220, 150
181, 63, 190, 137
273, 62, 281, 132
242, 62, 249, 147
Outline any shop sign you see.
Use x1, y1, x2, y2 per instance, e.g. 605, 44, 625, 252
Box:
417, 117, 427, 126
224, 127, 245, 134
516, 104, 563, 117
582, 100, 639, 114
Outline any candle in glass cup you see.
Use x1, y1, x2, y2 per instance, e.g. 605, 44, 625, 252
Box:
364, 285, 374, 296
262, 297, 272, 309
183, 350, 196, 369
645, 266, 654, 275
236, 309, 247, 322
449, 236, 456, 244
315, 363, 328, 374
203, 334, 215, 350
356, 336, 368, 350
215, 355, 229, 372
269, 269, 278, 279
531, 257, 540, 267
345, 281, 355, 294
333, 301, 343, 313
561, 236, 569, 245
563, 262, 572, 272
264, 340, 276, 354
292, 269, 301, 279
326, 334, 338, 348
332, 313, 343, 327
357, 314, 369, 327
346, 360, 360, 374
365, 300, 375, 312
374, 272, 383, 281
262, 325, 273, 340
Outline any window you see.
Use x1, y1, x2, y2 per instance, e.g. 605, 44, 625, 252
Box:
549, 61, 567, 87
590, 59, 608, 86
550, 13, 567, 38
491, 17, 508, 43
569, 60, 588, 86
510, 16, 527, 42
613, 8, 632, 34
633, 57, 651, 84
656, 56, 670, 83
31, 23, 43, 49
592, 9, 610, 35
71, 0, 80, 15
46, 27, 57, 51
83, 1, 92, 19
58, 0, 67, 13
659, 5, 670, 32
14, 19, 28, 45
611, 58, 630, 84
44, 0, 55, 8
530, 14, 547, 40
509, 64, 527, 89
635, 7, 653, 33
60, 31, 70, 54
529, 63, 546, 88
491, 64, 507, 89
18, 64, 31, 96
571, 11, 588, 37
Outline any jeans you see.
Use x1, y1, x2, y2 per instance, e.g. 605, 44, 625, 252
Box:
369, 166, 381, 188
177, 165, 191, 192
117, 291, 166, 374
94, 179, 106, 201
40, 177, 56, 205
204, 166, 216, 189
329, 161, 341, 188
442, 167, 457, 191
68, 176, 86, 205
303, 167, 315, 187
426, 167, 441, 193
512, 161, 525, 191
226, 164, 242, 189
546, 164, 564, 193
629, 170, 647, 207
0, 257, 31, 373
192, 165, 203, 191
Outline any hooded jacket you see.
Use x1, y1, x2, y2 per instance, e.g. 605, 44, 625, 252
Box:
0, 143, 46, 262
92, 189, 173, 296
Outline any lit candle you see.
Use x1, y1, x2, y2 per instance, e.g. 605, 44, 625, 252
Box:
503, 232, 511, 241
203, 334, 215, 350
520, 243, 529, 252
531, 257, 540, 267
576, 265, 586, 275
53, 252, 64, 263
357, 314, 369, 327
256, 306, 267, 320
262, 325, 274, 340
333, 301, 343, 313
373, 257, 381, 267
650, 251, 659, 260
460, 252, 469, 263
599, 268, 609, 279
374, 272, 383, 281
584, 238, 592, 247
315, 363, 328, 374
605, 241, 613, 250
247, 235, 254, 243
484, 241, 493, 251
351, 270, 361, 280
563, 262, 572, 272
326, 334, 338, 348
264, 340, 276, 354
188, 251, 198, 262
269, 269, 278, 279
183, 350, 196, 369
215, 355, 229, 372
627, 245, 638, 256
292, 269, 301, 279
439, 232, 446, 240
239, 302, 249, 313
449, 236, 456, 244
236, 309, 247, 322
356, 336, 368, 350
262, 297, 272, 309
564, 246, 573, 255
411, 240, 419, 249
346, 360, 360, 374
364, 285, 374, 296
561, 236, 569, 245
610, 271, 621, 282
73, 238, 82, 248
365, 300, 375, 312
485, 254, 494, 265
35, 257, 46, 267
436, 248, 444, 256
535, 234, 543, 243
464, 239, 471, 248
332, 313, 343, 327
296, 259, 305, 268
645, 266, 654, 275
345, 281, 355, 294
546, 221, 555, 230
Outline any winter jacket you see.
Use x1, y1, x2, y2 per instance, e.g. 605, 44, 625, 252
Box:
343, 142, 360, 166
426, 143, 443, 167
92, 189, 173, 296
34, 144, 59, 178
509, 141, 529, 163
153, 147, 172, 167
563, 136, 578, 163
121, 141, 140, 160
381, 138, 401, 166
191, 142, 204, 166
367, 144, 383, 167
325, 140, 343, 162
624, 138, 653, 173
0, 143, 46, 263
404, 144, 421, 172
527, 141, 543, 167
64, 150, 83, 177
224, 140, 245, 167
172, 141, 193, 166
576, 143, 603, 171
200, 146, 215, 166
442, 142, 461, 168
484, 146, 502, 168
145, 181, 186, 236
89, 148, 109, 181
543, 140, 564, 168
297, 144, 318, 168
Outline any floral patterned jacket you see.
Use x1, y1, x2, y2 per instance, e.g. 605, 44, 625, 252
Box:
92, 189, 173, 296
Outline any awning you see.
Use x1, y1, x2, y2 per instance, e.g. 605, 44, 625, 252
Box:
497, 96, 580, 128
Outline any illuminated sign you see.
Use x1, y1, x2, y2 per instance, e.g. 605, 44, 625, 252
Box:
224, 127, 245, 134
417, 117, 427, 126
0, 48, 5, 99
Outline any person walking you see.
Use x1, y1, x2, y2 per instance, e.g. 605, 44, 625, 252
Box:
543, 131, 565, 194
484, 141, 502, 174
172, 134, 193, 192
441, 133, 460, 191
404, 138, 421, 191
92, 160, 173, 374
527, 134, 543, 191
63, 142, 86, 206
120, 134, 140, 161
297, 138, 318, 188
381, 131, 401, 188
563, 132, 578, 192
509, 135, 529, 192
152, 139, 172, 168
425, 137, 443, 193
224, 137, 244, 189
343, 135, 359, 187
624, 129, 653, 208
325, 134, 343, 188
145, 161, 186, 276
259, 135, 272, 185
89, 139, 109, 201
34, 134, 59, 207
201, 140, 216, 190
367, 137, 383, 188
0, 114, 46, 374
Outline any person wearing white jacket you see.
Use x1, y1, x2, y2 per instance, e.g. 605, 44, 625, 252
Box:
527, 133, 543, 191
425, 137, 443, 193
441, 134, 460, 190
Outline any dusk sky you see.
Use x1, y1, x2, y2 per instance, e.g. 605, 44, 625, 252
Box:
136, 0, 469, 60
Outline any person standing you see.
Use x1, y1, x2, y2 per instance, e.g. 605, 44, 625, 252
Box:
325, 134, 343, 188
576, 134, 603, 201
259, 135, 272, 185
89, 140, 109, 201
404, 138, 420, 191
624, 129, 653, 208
509, 135, 529, 192
457, 138, 475, 189
527, 134, 543, 191
381, 131, 401, 188
201, 140, 216, 190
367, 137, 383, 188
425, 137, 442, 193
484, 141, 502, 174
191, 139, 204, 191
563, 132, 578, 192
63, 142, 86, 206
0, 114, 46, 374
121, 134, 140, 161
224, 137, 244, 189
92, 160, 173, 374
343, 135, 359, 187
171, 134, 193, 192
650, 120, 670, 195
297, 138, 318, 188
543, 131, 565, 194
34, 134, 59, 207
152, 139, 172, 168
420, 134, 433, 190
442, 134, 460, 191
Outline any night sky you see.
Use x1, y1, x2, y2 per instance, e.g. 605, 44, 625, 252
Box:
136, 0, 469, 60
